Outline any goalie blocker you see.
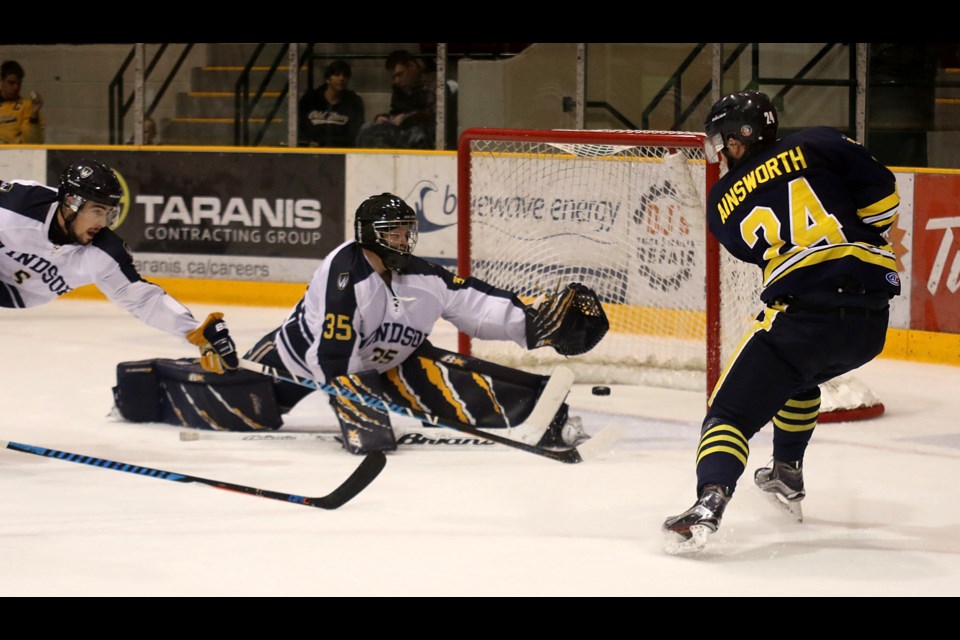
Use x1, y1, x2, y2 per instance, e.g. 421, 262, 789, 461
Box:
114, 343, 574, 454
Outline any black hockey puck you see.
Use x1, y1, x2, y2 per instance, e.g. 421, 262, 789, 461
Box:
592, 385, 611, 396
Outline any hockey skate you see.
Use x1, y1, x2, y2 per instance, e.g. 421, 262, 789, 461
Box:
754, 459, 805, 522
536, 404, 589, 448
662, 484, 731, 555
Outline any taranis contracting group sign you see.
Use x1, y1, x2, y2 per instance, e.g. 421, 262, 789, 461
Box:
47, 150, 346, 260
136, 195, 322, 246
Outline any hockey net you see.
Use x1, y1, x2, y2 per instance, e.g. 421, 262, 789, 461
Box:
457, 128, 883, 421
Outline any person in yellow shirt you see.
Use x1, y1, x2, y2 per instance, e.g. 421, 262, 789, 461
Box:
0, 60, 44, 144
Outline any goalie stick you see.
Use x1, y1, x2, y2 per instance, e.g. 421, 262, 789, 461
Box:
179, 427, 498, 446
1, 439, 386, 510
239, 358, 622, 464
180, 424, 623, 462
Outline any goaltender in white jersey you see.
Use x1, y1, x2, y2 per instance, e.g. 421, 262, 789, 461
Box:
244, 193, 610, 454
0, 160, 240, 374
273, 239, 528, 383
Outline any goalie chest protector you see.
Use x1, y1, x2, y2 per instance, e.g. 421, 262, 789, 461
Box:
113, 358, 283, 431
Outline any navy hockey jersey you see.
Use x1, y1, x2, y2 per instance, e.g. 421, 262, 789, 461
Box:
706, 126, 900, 303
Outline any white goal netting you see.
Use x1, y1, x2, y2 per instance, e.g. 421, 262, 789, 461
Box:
458, 128, 882, 420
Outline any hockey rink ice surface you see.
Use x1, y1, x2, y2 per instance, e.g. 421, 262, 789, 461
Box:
2, 300, 959, 596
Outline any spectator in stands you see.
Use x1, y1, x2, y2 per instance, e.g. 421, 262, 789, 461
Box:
0, 60, 45, 144
358, 50, 455, 150
143, 117, 159, 145
298, 59, 365, 148
128, 117, 160, 145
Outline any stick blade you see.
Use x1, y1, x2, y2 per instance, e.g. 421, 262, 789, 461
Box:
509, 365, 575, 445
574, 423, 624, 461
307, 451, 387, 509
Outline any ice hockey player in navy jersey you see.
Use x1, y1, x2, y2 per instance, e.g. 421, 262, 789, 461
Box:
662, 91, 900, 553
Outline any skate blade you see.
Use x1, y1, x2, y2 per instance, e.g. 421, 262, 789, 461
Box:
763, 491, 804, 522
663, 524, 712, 556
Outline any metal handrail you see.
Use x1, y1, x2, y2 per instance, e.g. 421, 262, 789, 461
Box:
147, 45, 194, 119
641, 43, 709, 130
107, 44, 194, 144
235, 43, 316, 147
640, 43, 854, 133
586, 101, 637, 129
107, 48, 136, 144
668, 43, 750, 132
234, 43, 272, 146
766, 43, 843, 101
753, 43, 856, 136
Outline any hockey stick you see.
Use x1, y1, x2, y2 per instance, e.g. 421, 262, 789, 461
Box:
1, 439, 386, 510
179, 426, 498, 447
178, 424, 622, 462
239, 358, 621, 464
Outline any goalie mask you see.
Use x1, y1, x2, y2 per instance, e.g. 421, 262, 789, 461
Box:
355, 193, 419, 271
704, 91, 778, 165
57, 160, 123, 227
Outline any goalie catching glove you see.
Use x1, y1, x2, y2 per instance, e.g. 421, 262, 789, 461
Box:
186, 312, 239, 374
525, 283, 609, 356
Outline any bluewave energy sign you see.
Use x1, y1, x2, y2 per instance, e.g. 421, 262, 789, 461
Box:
469, 151, 705, 311
47, 151, 346, 283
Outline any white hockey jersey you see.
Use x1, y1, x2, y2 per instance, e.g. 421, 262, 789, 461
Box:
275, 241, 529, 382
0, 179, 200, 339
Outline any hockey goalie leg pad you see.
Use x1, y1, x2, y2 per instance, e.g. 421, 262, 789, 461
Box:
387, 341, 551, 430
113, 359, 163, 422
331, 370, 397, 454
114, 358, 283, 431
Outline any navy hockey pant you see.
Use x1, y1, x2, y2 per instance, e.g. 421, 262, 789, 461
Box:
695, 304, 889, 495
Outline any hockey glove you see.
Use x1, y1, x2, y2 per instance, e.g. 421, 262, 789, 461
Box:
186, 312, 239, 374
525, 283, 609, 356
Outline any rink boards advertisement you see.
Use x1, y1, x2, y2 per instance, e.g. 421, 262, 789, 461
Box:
911, 172, 960, 333
466, 154, 705, 312
47, 150, 346, 283
345, 153, 458, 267
0, 147, 955, 342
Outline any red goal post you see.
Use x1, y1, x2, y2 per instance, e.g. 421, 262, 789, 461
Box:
456, 127, 883, 422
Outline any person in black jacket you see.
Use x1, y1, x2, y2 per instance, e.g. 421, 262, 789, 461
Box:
357, 50, 456, 150
298, 59, 365, 148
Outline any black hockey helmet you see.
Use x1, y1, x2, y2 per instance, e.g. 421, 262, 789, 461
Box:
57, 160, 123, 225
704, 91, 778, 163
355, 193, 418, 270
